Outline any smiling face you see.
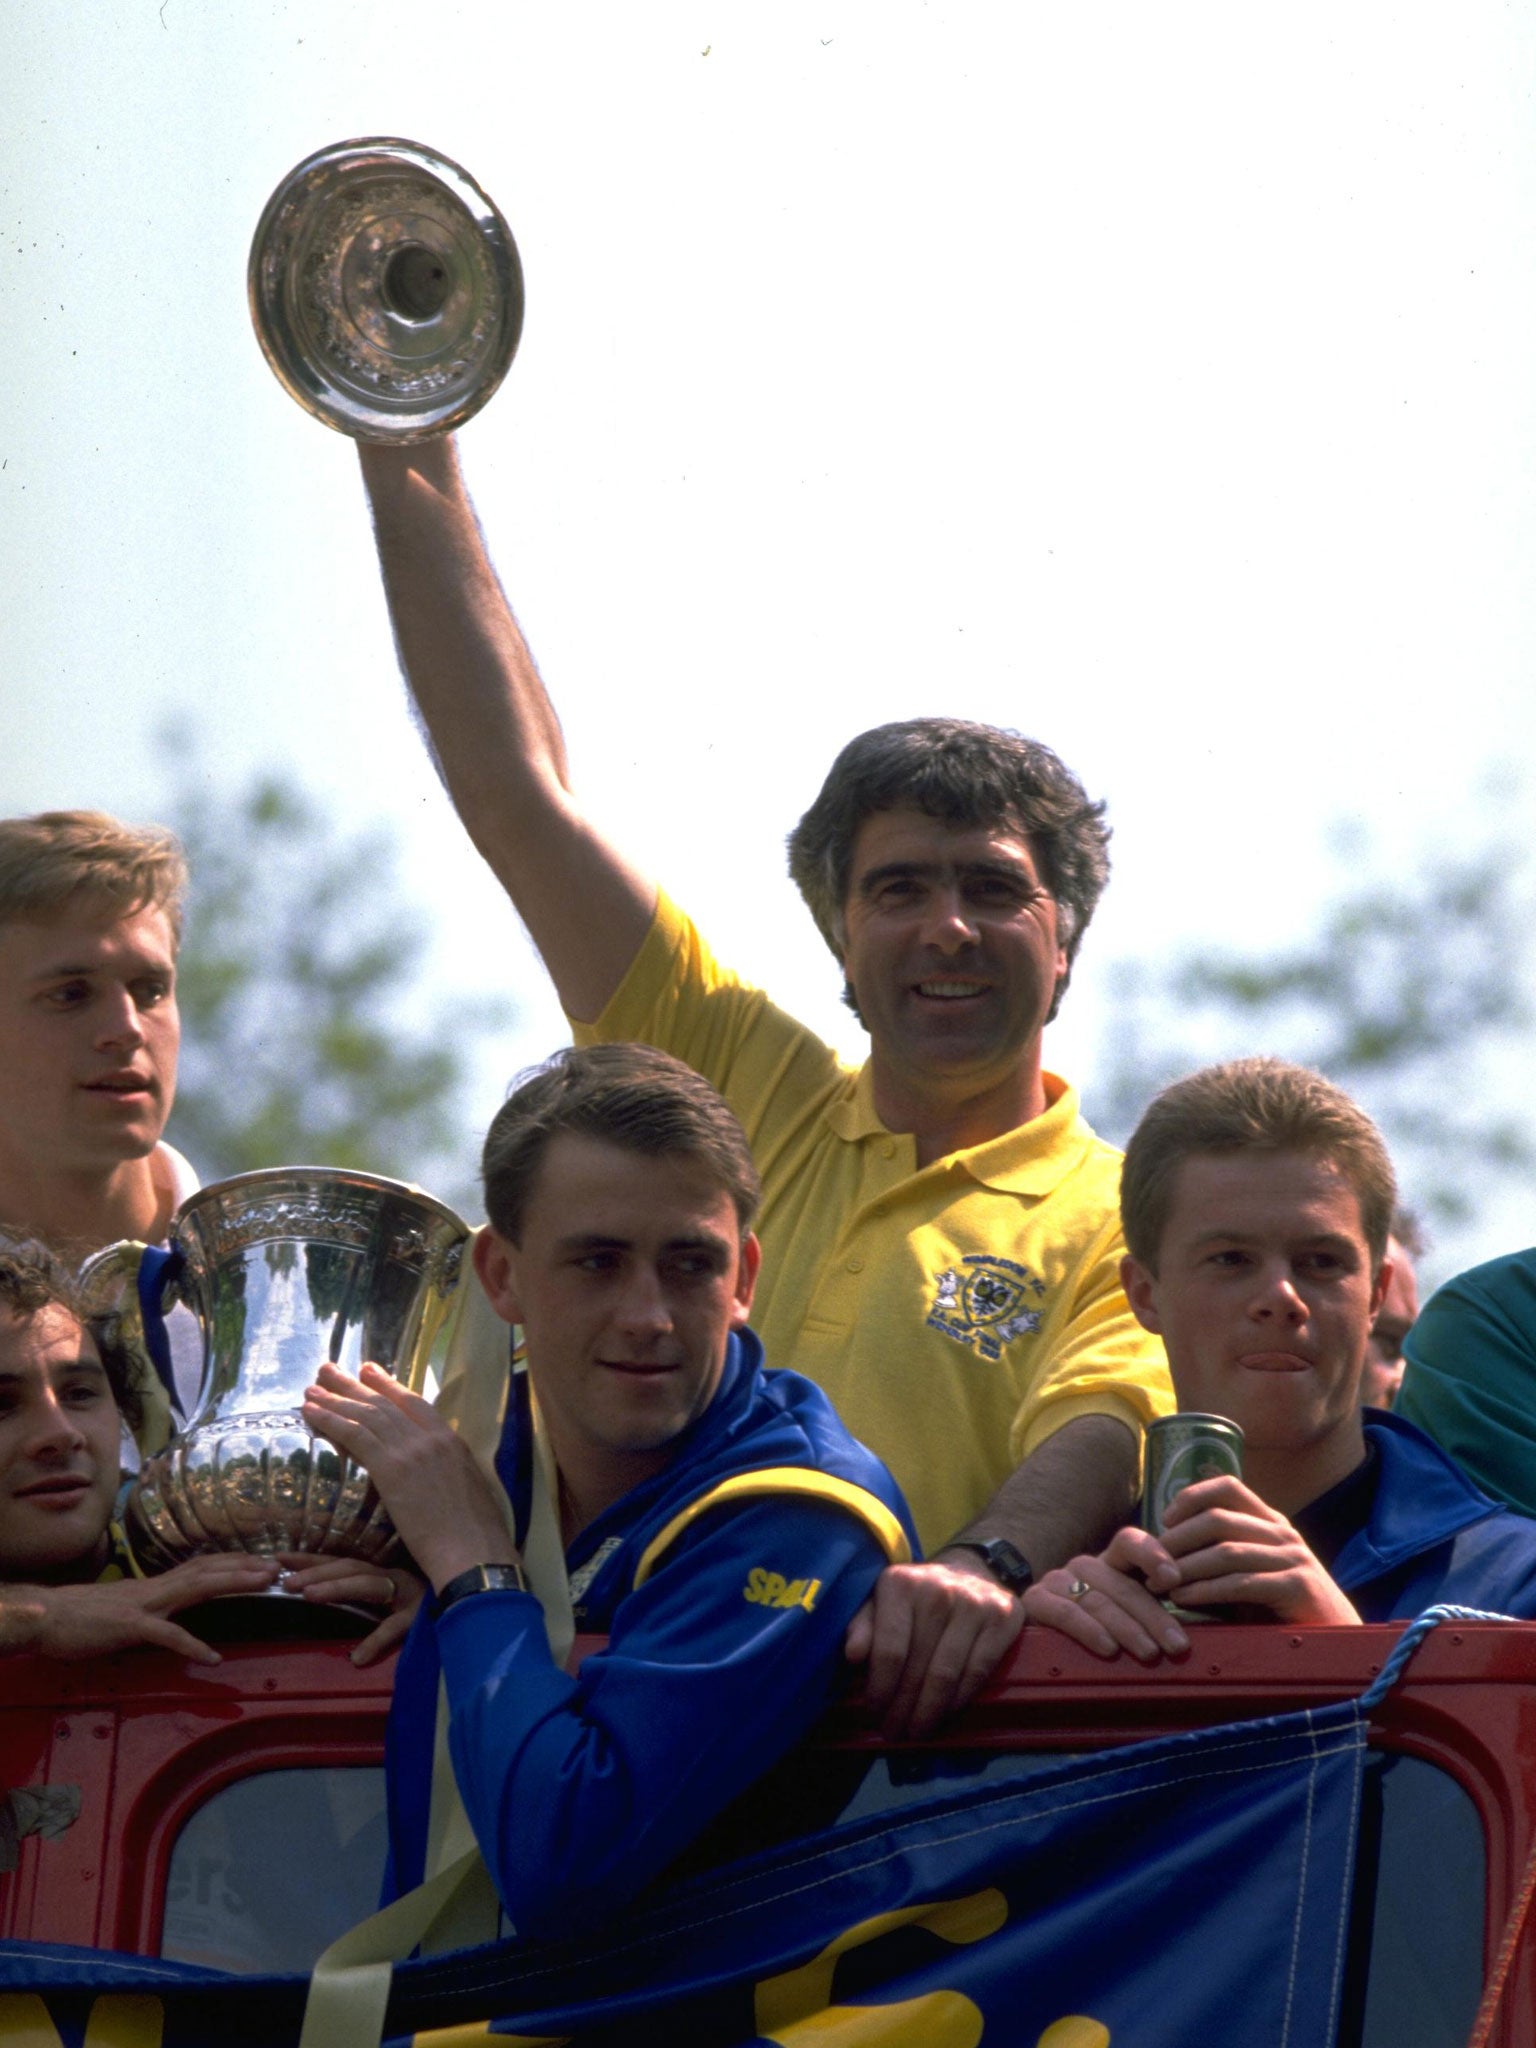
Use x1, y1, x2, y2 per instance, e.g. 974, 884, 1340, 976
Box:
1121, 1149, 1389, 1513
0, 1304, 123, 1580
475, 1132, 760, 1519
839, 808, 1067, 1132
0, 904, 180, 1195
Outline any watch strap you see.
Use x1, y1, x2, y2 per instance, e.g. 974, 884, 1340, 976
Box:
948, 1537, 1034, 1595
433, 1562, 530, 1615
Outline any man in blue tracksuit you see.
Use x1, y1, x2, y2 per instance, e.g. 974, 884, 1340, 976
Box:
1019, 1057, 1536, 1661
303, 1042, 916, 1937
1305, 1402, 1536, 1620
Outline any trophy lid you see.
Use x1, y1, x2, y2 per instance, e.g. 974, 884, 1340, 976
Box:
249, 136, 524, 442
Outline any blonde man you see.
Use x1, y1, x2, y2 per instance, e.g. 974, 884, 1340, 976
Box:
0, 811, 192, 1258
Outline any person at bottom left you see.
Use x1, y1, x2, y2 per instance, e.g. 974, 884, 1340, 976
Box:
302, 1041, 918, 1941
0, 1234, 281, 1660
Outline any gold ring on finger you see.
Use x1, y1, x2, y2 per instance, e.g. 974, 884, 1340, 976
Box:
1067, 1577, 1092, 1602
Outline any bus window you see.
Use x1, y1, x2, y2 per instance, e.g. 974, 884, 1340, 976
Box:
1349, 1752, 1484, 2048
160, 1766, 386, 1972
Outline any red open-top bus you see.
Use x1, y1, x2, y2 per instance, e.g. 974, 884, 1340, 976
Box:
2, 1618, 1532, 2045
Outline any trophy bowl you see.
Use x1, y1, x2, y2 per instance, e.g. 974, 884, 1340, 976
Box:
248, 136, 524, 442
82, 1168, 470, 1573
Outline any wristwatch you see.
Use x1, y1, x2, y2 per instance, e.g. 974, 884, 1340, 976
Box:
946, 1538, 1035, 1596
433, 1562, 530, 1615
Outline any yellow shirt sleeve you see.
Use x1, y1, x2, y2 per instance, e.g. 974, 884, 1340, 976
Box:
571, 891, 1174, 1551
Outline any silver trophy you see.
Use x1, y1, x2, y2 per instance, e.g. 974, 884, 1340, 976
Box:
248, 136, 524, 441
81, 1169, 470, 1573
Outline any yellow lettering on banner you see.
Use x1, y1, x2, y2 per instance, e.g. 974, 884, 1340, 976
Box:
1036, 2022, 1110, 2048
412, 2026, 569, 2046
83, 1999, 164, 2048
0, 1995, 163, 2048
754, 1889, 1006, 2036
763, 1989, 983, 2045
0, 1995, 63, 2048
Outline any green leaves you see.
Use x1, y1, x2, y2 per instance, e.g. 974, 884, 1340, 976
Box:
164, 767, 510, 1219
1089, 819, 1533, 1251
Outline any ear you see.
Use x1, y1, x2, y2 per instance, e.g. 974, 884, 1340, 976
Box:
730, 1232, 763, 1327
1120, 1252, 1163, 1335
1368, 1253, 1394, 1325
473, 1227, 522, 1328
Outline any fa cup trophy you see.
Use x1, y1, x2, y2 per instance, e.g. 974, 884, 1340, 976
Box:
82, 1169, 470, 1571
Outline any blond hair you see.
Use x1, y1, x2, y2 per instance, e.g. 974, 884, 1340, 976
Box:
0, 811, 187, 945
1121, 1057, 1397, 1271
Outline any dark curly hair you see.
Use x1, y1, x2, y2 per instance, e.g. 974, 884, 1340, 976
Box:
0, 1235, 144, 1436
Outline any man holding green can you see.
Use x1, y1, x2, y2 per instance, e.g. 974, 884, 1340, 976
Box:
1024, 1057, 1536, 1661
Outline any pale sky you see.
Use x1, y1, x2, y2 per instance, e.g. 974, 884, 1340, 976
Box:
4, 4, 1534, 1264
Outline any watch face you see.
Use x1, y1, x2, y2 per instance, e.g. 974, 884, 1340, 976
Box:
475, 1565, 529, 1595
964, 1540, 1032, 1593
437, 1561, 529, 1613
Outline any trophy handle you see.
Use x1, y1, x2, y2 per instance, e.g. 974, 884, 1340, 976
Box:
78, 1241, 187, 1459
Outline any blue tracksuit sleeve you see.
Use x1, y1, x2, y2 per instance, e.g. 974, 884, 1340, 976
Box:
435, 1495, 887, 1938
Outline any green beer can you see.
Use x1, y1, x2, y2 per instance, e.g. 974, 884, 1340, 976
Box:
1143, 1413, 1245, 1537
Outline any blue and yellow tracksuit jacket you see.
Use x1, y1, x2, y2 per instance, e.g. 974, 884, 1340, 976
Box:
1333, 1407, 1536, 1620
385, 1328, 917, 1938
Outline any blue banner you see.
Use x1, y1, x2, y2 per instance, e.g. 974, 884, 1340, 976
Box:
0, 1690, 1372, 2048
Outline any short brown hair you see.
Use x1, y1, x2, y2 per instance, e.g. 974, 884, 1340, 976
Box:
1121, 1057, 1397, 1271
0, 811, 188, 946
483, 1043, 762, 1244
786, 719, 1110, 1023
0, 1235, 143, 1436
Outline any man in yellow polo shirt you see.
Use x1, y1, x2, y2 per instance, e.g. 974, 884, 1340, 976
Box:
357, 435, 1173, 1736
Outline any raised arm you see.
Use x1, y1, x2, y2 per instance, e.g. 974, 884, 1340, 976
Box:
358, 438, 655, 1021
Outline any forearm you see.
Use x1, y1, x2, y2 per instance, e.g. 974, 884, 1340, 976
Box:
358, 439, 653, 1017
0, 1595, 44, 1657
360, 437, 569, 812
940, 1414, 1140, 1578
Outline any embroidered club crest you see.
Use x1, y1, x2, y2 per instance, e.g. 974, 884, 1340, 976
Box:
927, 1254, 1045, 1360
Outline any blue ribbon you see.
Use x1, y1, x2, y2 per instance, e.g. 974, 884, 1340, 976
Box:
134, 1244, 187, 1419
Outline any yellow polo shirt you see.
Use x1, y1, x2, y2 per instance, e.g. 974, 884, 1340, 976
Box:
573, 893, 1172, 1552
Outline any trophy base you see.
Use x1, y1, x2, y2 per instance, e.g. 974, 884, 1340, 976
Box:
184, 1589, 383, 1644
